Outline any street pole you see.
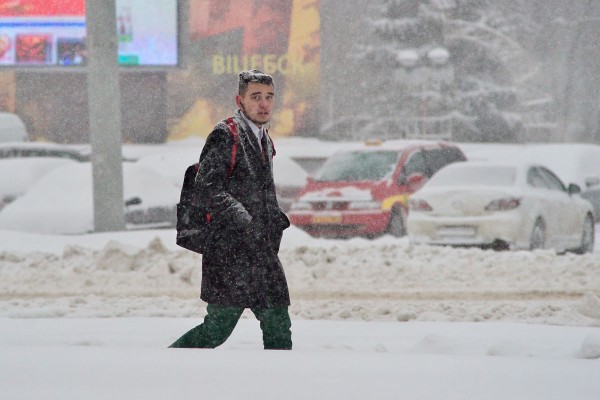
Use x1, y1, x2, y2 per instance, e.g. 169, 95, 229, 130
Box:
85, 0, 125, 232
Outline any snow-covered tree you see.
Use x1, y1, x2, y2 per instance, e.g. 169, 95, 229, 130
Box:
360, 0, 536, 142
526, 0, 600, 142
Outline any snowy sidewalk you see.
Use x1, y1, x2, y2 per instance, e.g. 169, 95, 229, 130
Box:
1, 318, 600, 400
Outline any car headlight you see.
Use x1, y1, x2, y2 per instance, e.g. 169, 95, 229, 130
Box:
291, 201, 311, 211
485, 197, 521, 211
348, 200, 381, 210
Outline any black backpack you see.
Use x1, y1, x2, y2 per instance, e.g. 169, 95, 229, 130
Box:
176, 118, 239, 254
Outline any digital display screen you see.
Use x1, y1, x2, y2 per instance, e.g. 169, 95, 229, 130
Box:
0, 0, 178, 67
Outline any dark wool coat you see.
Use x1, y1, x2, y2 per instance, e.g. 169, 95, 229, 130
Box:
195, 109, 291, 308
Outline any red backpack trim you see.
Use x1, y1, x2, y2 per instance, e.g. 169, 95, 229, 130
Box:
226, 117, 239, 176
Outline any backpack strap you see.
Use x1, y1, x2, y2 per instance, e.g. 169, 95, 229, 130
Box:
204, 118, 238, 225
226, 117, 239, 177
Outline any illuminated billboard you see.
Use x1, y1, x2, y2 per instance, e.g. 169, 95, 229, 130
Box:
168, 0, 320, 139
0, 0, 178, 66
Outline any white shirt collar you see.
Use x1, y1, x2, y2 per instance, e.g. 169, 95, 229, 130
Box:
240, 111, 263, 146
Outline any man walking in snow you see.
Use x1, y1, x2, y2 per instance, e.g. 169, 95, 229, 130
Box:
169, 69, 292, 350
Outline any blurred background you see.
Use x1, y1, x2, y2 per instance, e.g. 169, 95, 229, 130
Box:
0, 0, 599, 145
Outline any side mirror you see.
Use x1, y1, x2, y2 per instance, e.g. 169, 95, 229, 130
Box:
125, 197, 142, 206
568, 183, 581, 195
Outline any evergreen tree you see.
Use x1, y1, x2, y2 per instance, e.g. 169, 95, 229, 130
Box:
362, 0, 532, 142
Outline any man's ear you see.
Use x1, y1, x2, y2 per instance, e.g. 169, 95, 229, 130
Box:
235, 95, 243, 109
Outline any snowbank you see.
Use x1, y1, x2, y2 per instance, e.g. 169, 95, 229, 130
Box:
1, 227, 599, 326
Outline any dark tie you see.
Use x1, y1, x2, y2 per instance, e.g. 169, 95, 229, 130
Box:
260, 129, 268, 161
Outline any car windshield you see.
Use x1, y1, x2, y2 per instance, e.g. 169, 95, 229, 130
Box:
316, 150, 400, 182
428, 165, 516, 187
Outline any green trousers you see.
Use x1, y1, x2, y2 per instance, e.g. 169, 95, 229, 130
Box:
169, 304, 292, 350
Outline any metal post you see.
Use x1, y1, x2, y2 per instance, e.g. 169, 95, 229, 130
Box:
86, 0, 125, 232
178, 0, 190, 69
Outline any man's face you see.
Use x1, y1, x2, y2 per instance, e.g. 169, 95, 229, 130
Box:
236, 82, 274, 126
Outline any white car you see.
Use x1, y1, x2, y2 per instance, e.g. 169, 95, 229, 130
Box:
0, 157, 78, 211
0, 113, 27, 142
459, 143, 600, 221
0, 162, 180, 234
407, 161, 595, 253
135, 150, 308, 212
273, 155, 308, 211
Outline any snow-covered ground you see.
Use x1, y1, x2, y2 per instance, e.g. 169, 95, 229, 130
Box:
1, 226, 600, 399
1, 139, 600, 399
2, 227, 600, 324
2, 318, 599, 400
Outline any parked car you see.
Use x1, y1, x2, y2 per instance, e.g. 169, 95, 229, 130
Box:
407, 161, 595, 253
459, 143, 600, 221
0, 162, 180, 234
274, 137, 356, 175
0, 113, 28, 142
135, 150, 308, 213
133, 148, 201, 188
288, 139, 466, 238
273, 155, 308, 211
0, 157, 78, 211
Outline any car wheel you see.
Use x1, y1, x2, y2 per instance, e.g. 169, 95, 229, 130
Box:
387, 206, 407, 237
529, 219, 545, 250
573, 214, 595, 254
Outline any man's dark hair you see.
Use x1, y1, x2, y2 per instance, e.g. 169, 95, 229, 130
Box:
238, 69, 274, 95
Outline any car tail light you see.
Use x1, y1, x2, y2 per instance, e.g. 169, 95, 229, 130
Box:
409, 198, 433, 212
485, 197, 521, 211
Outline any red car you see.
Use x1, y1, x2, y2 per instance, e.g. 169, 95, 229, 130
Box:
288, 140, 466, 238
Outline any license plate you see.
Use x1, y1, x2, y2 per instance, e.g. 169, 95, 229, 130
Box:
312, 215, 342, 224
437, 225, 476, 237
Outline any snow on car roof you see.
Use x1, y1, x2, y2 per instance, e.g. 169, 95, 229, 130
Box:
331, 139, 453, 153
459, 143, 600, 188
0, 162, 180, 234
0, 157, 78, 197
442, 159, 552, 174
